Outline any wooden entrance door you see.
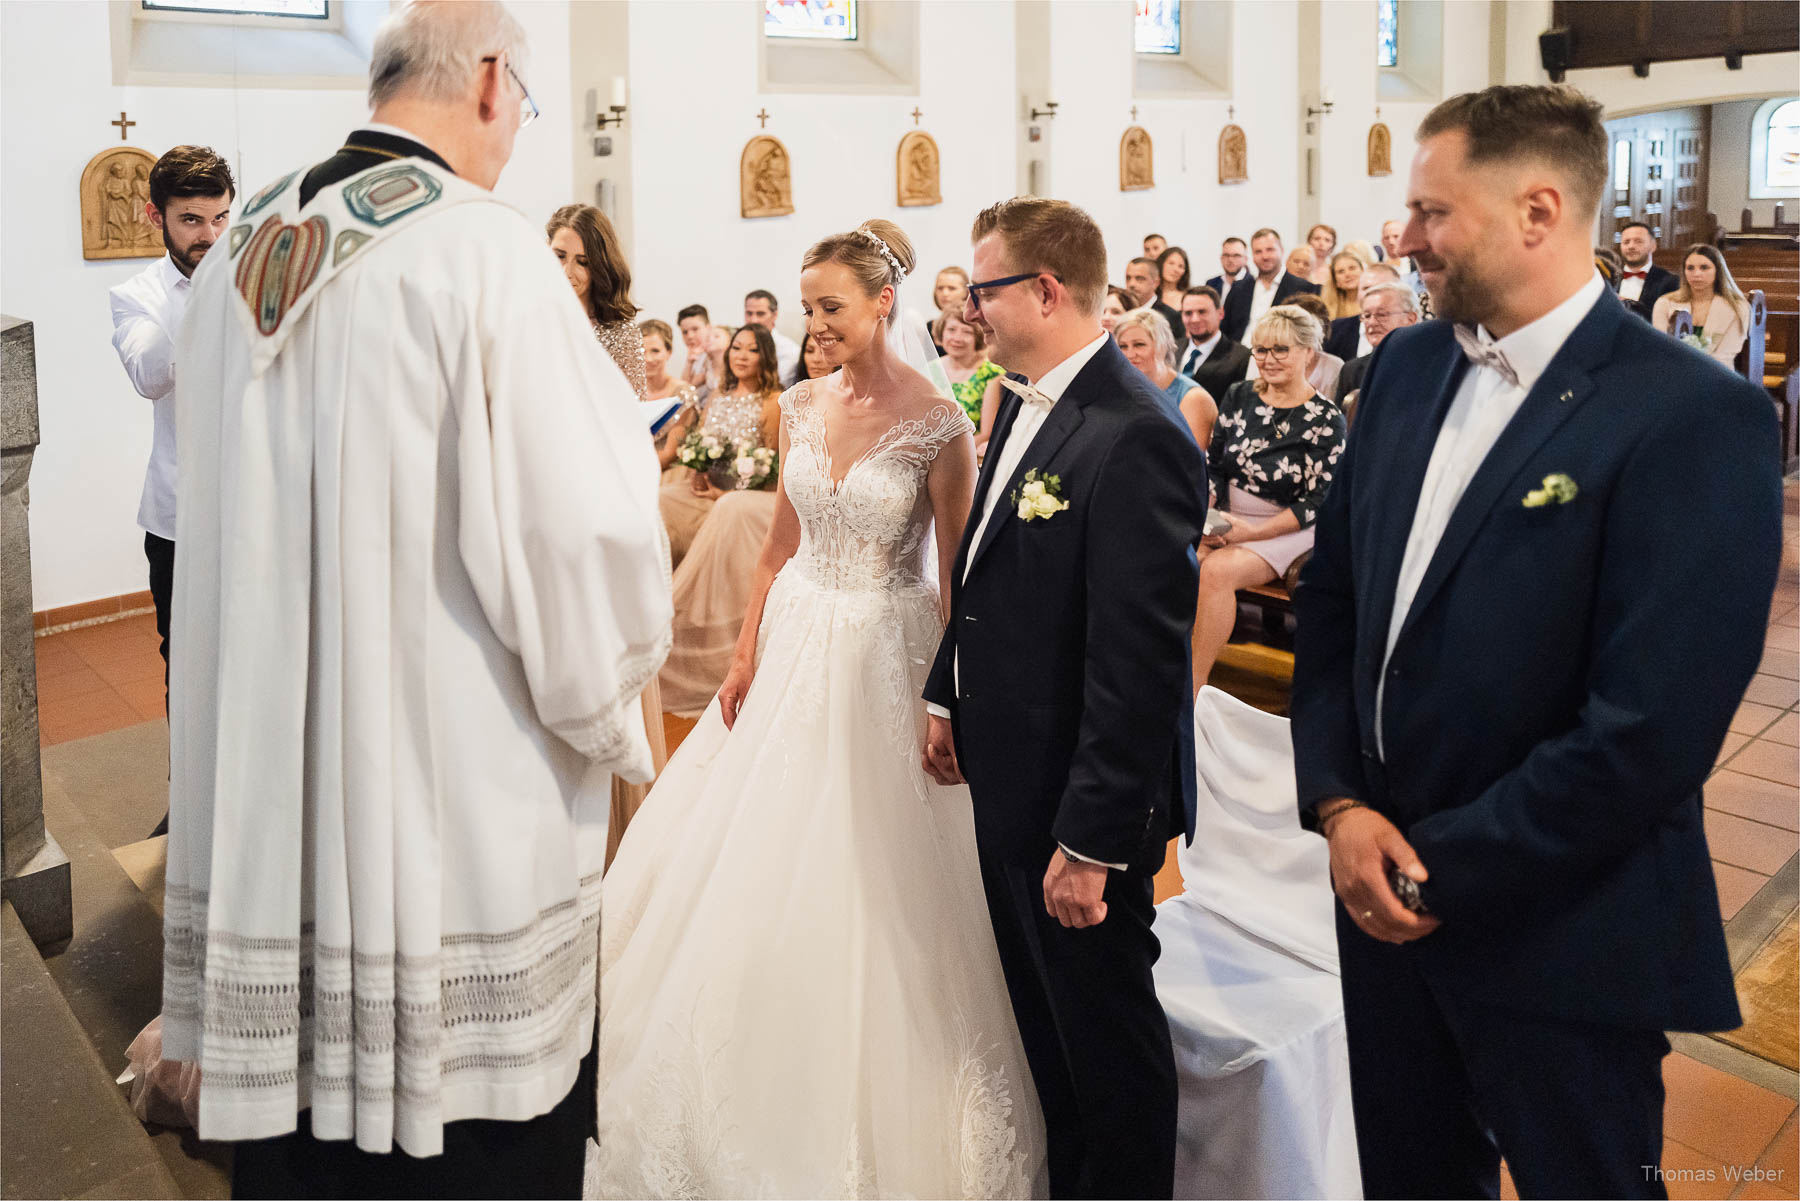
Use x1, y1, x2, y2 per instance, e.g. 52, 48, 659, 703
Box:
1602, 107, 1711, 249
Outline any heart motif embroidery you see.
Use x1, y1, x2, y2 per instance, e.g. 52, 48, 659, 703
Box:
233, 214, 330, 337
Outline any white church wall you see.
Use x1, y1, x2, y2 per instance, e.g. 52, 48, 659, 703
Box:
1, 0, 573, 613
1711, 97, 1794, 233
622, 0, 1019, 344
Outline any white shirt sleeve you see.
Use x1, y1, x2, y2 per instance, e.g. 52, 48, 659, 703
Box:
457, 277, 673, 777
1059, 843, 1128, 871
110, 286, 177, 401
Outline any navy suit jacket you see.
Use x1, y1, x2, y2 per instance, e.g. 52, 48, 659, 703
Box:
1623, 263, 1680, 322
1324, 315, 1362, 362
1221, 272, 1320, 343
925, 339, 1206, 872
1291, 295, 1782, 1033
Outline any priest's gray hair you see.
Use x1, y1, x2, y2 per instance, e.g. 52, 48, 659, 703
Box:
368, 1, 530, 109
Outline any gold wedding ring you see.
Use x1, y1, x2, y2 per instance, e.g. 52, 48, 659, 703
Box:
1360, 909, 1374, 920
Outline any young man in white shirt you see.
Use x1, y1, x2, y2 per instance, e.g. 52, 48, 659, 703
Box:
108, 144, 235, 720
743, 288, 800, 384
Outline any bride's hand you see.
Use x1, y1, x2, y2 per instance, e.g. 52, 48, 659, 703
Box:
718, 656, 754, 730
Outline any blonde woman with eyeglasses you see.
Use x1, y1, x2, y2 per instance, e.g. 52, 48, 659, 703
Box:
1191, 305, 1346, 686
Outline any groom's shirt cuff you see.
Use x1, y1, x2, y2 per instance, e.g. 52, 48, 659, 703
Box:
1060, 844, 1128, 871
925, 702, 952, 720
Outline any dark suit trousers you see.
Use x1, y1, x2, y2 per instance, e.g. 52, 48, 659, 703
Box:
978, 851, 1176, 1199
232, 1042, 596, 1199
1337, 906, 1670, 1200
145, 532, 174, 703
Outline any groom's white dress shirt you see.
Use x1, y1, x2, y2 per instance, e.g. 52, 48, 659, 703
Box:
929, 332, 1124, 868
1376, 271, 1604, 757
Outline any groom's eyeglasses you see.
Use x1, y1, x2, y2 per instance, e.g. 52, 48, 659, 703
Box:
967, 271, 1063, 311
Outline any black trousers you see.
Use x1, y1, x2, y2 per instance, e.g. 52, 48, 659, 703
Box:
977, 852, 1176, 1199
231, 1043, 597, 1199
145, 531, 174, 703
1336, 905, 1671, 1200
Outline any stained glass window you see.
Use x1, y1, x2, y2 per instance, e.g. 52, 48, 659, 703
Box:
764, 0, 857, 41
1135, 0, 1181, 56
142, 0, 327, 16
1766, 100, 1800, 191
1377, 0, 1399, 67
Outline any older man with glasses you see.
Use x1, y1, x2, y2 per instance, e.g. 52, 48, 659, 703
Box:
1333, 281, 1420, 406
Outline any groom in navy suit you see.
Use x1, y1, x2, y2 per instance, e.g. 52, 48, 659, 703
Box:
1291, 85, 1783, 1199
922, 197, 1207, 1199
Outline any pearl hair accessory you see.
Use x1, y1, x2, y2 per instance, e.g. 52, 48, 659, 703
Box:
858, 227, 908, 284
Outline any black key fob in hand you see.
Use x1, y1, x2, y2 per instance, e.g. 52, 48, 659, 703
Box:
1389, 868, 1428, 914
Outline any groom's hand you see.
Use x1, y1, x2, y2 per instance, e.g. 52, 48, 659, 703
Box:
921, 714, 963, 785
1043, 853, 1109, 928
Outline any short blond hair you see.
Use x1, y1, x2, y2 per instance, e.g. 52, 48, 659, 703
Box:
1113, 306, 1179, 371
970, 197, 1108, 315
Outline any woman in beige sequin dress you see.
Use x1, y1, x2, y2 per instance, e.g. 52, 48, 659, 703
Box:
547, 204, 668, 866
657, 325, 783, 715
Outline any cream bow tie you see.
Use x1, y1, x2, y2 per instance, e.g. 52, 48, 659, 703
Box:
1000, 376, 1056, 411
1452, 324, 1521, 388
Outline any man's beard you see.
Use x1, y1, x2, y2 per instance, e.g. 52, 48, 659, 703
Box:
1622, 252, 1649, 269
1413, 254, 1491, 327
164, 227, 211, 275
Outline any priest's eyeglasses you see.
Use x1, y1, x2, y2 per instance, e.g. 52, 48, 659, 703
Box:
967, 271, 1063, 311
481, 55, 540, 129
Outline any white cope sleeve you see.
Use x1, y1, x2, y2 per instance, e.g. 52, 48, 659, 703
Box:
458, 283, 673, 779
110, 288, 177, 401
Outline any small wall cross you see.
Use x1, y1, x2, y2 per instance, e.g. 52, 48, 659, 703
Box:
756, 108, 771, 129
910, 107, 922, 125
1227, 104, 1235, 122
1130, 105, 1139, 121
111, 111, 136, 142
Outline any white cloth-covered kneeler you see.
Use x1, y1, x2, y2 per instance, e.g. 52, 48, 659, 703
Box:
1152, 687, 1362, 1199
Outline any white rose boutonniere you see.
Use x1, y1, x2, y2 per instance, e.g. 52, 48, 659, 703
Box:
1521, 472, 1578, 508
1010, 469, 1069, 523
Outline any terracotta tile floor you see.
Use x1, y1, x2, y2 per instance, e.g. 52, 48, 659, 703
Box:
28, 491, 1800, 1199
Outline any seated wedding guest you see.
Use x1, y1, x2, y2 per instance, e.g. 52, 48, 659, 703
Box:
642, 319, 702, 470
1286, 246, 1317, 280
1157, 245, 1193, 326
1206, 236, 1250, 301
1593, 246, 1623, 291
1379, 218, 1411, 272
1144, 232, 1167, 259
1341, 238, 1378, 268
1179, 285, 1252, 400
936, 307, 1006, 453
658, 324, 774, 567
1290, 293, 1346, 399
795, 329, 832, 381
548, 202, 642, 399
677, 303, 717, 392
657, 326, 784, 714
744, 287, 800, 383
1334, 280, 1419, 405
1326, 260, 1403, 360
1124, 256, 1161, 310
1618, 221, 1679, 320
1117, 306, 1218, 451
1320, 250, 1367, 321
1192, 306, 1344, 686
1101, 284, 1132, 337
1651, 244, 1751, 366
1305, 223, 1338, 285
1224, 227, 1320, 342
934, 265, 971, 314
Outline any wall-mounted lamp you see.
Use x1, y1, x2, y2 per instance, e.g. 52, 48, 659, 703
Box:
597, 77, 628, 130
1030, 100, 1059, 121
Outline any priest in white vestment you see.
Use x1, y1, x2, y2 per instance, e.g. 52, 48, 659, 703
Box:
160, 4, 670, 1194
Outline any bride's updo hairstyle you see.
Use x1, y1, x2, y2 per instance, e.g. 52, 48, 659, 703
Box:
801, 218, 917, 308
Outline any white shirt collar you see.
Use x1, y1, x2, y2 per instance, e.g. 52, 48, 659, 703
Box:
1476, 271, 1606, 394
1257, 271, 1284, 292
158, 253, 192, 292
1189, 331, 1220, 356
1030, 332, 1110, 404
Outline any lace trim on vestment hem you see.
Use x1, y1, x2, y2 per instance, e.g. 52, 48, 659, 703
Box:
553, 628, 673, 763
162, 871, 601, 1145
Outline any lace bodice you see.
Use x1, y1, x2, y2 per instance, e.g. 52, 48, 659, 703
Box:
780, 381, 973, 595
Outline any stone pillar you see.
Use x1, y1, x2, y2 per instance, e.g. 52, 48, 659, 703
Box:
1, 315, 72, 948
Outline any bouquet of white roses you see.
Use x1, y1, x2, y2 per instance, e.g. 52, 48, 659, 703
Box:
1679, 331, 1714, 354
676, 427, 729, 474
728, 442, 779, 491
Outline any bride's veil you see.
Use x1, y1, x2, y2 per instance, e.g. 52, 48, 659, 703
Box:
885, 272, 955, 594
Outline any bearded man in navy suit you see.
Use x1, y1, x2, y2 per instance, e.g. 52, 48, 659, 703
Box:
1291, 84, 1782, 1199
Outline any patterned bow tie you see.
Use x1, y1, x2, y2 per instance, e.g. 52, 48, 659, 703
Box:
1623, 270, 1647, 280
1452, 324, 1521, 388
1000, 376, 1056, 411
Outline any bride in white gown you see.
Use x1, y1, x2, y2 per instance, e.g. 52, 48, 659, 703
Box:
592, 220, 1048, 1199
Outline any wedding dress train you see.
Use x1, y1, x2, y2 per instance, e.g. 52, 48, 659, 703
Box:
591, 381, 1047, 1199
